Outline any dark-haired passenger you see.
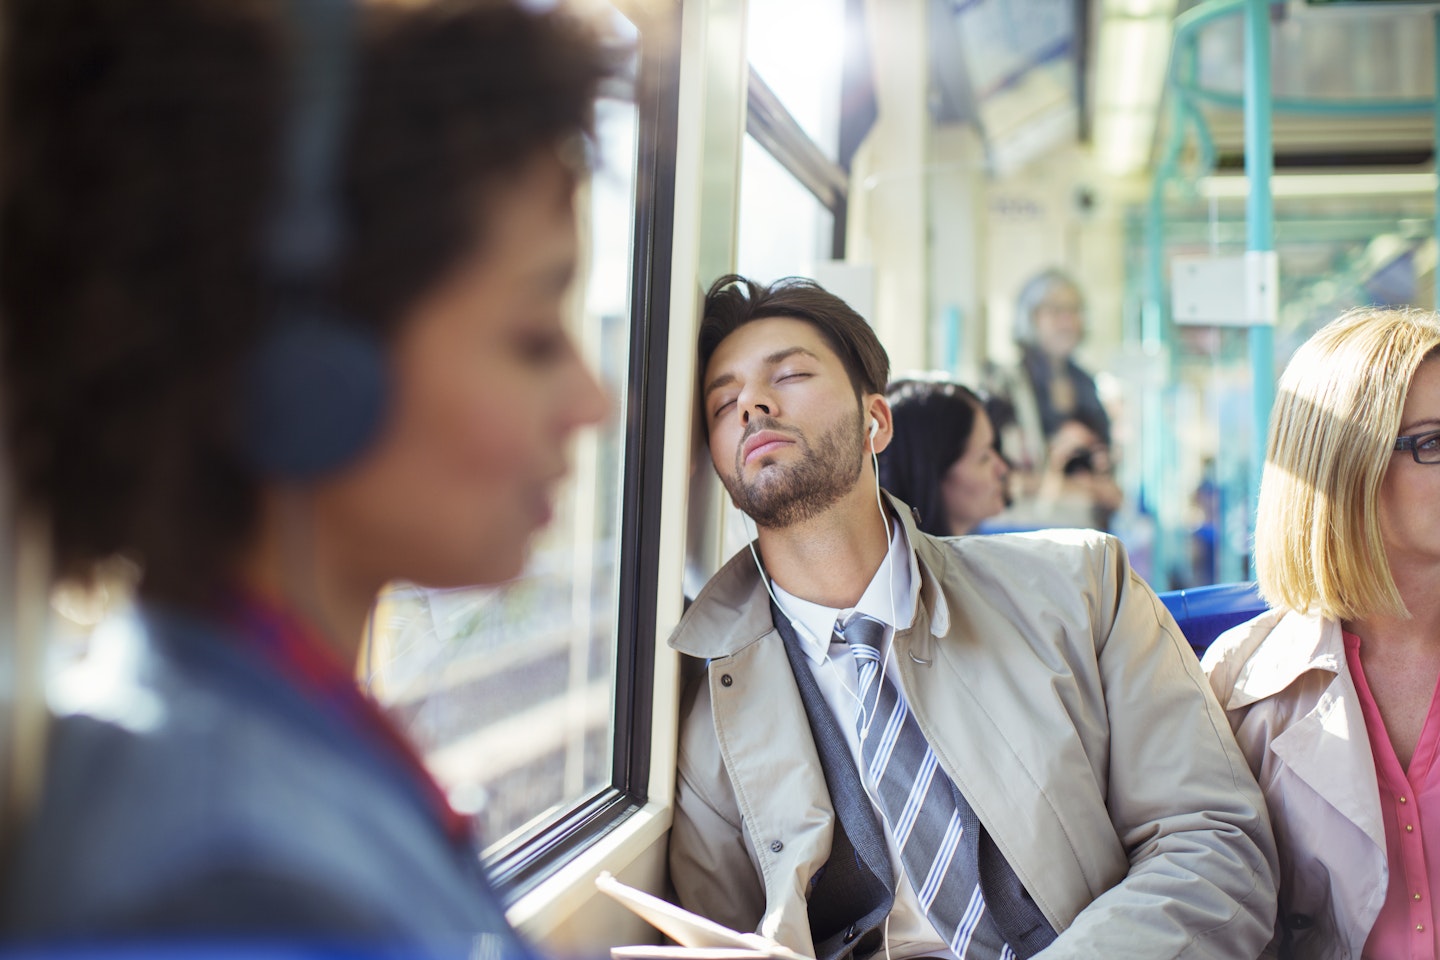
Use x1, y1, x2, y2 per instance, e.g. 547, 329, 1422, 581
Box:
879, 379, 1008, 537
0, 0, 611, 951
669, 273, 1277, 960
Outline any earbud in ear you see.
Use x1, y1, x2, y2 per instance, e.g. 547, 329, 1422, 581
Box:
869, 418, 879, 439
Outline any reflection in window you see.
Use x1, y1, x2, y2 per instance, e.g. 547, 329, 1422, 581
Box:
736, 134, 836, 284
367, 88, 638, 855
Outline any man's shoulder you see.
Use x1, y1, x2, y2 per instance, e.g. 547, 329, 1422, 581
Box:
927, 527, 1118, 575
916, 528, 1134, 638
670, 545, 776, 659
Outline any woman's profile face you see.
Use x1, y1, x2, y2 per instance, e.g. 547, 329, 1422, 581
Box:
941, 410, 1009, 535
1032, 282, 1085, 361
312, 150, 607, 591
1377, 354, 1440, 573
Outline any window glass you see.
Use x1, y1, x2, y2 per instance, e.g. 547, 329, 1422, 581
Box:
725, 133, 836, 560
746, 0, 845, 159
736, 133, 836, 284
367, 81, 639, 855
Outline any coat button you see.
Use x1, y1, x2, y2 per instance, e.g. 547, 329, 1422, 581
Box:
720, 674, 733, 687
770, 840, 783, 853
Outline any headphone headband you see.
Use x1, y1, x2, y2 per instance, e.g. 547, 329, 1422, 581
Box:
240, 0, 389, 481
266, 0, 356, 289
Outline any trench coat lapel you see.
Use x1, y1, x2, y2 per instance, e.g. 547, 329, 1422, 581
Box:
706, 628, 837, 950
1233, 613, 1387, 858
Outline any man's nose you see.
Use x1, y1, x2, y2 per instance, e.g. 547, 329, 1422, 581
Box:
740, 401, 771, 426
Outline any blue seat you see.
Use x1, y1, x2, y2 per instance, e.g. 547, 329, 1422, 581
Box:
1157, 582, 1267, 657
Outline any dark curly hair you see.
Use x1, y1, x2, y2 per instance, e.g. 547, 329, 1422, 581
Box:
0, 0, 614, 606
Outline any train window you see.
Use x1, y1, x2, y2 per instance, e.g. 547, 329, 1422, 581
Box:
737, 0, 853, 278
366, 2, 677, 899
737, 133, 837, 282
746, 0, 845, 161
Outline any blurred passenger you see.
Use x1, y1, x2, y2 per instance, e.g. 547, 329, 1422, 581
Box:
0, 0, 610, 951
1203, 307, 1440, 959
877, 379, 1008, 536
1036, 417, 1123, 530
986, 269, 1119, 529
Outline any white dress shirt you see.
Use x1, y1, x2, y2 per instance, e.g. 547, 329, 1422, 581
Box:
772, 520, 958, 960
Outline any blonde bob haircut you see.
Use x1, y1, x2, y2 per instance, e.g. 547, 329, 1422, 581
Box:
1256, 306, 1440, 621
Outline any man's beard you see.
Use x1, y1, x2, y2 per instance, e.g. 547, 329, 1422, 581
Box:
724, 412, 866, 529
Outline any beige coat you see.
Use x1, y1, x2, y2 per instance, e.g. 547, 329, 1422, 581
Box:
1202, 609, 1387, 960
669, 502, 1277, 960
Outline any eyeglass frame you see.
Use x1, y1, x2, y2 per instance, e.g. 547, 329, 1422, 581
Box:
1393, 428, 1440, 464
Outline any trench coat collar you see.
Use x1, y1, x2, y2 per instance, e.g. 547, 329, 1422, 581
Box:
670, 492, 949, 661
1221, 609, 1344, 710
1217, 609, 1386, 858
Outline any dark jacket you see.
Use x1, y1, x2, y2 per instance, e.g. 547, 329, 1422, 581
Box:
4, 605, 527, 958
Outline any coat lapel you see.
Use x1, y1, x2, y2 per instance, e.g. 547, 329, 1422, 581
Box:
705, 629, 837, 952
1230, 613, 1387, 856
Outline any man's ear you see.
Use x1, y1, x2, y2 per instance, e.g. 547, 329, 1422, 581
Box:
864, 395, 893, 454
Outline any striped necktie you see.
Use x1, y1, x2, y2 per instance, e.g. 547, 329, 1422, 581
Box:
842, 614, 1013, 960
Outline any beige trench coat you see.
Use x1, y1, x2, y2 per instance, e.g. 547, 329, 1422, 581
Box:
1203, 609, 1388, 959
669, 500, 1277, 960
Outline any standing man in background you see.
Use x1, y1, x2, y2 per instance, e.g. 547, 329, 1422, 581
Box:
986, 269, 1121, 530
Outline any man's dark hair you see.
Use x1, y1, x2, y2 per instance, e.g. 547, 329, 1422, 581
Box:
878, 380, 986, 536
0, 0, 613, 606
697, 274, 890, 420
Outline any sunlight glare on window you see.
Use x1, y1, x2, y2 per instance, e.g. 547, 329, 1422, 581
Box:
746, 0, 846, 159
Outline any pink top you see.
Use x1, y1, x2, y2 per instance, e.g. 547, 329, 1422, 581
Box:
1345, 630, 1440, 960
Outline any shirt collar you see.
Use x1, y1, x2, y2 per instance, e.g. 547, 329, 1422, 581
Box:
774, 518, 916, 666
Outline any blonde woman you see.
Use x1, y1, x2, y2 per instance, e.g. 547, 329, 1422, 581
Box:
1203, 307, 1440, 959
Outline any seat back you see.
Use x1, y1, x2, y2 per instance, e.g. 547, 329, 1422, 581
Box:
1157, 582, 1267, 658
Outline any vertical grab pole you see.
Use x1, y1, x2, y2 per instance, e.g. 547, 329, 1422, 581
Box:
1243, 0, 1277, 562
1434, 12, 1440, 308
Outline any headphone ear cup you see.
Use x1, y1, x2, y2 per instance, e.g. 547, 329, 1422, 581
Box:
238, 311, 388, 480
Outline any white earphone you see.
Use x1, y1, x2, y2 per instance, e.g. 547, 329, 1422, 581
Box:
869, 417, 879, 440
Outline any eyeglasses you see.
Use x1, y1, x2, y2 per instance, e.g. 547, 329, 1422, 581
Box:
1394, 429, 1440, 464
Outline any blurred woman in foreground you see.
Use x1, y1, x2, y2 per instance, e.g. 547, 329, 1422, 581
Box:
0, 0, 610, 951
878, 379, 1008, 536
1203, 307, 1440, 959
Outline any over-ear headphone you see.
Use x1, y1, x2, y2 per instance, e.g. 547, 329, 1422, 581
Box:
238, 0, 388, 481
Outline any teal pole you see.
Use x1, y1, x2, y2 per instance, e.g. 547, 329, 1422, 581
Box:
1143, 162, 1169, 586
1244, 0, 1276, 569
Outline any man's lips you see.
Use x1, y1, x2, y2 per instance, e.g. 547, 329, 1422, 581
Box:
742, 429, 796, 465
